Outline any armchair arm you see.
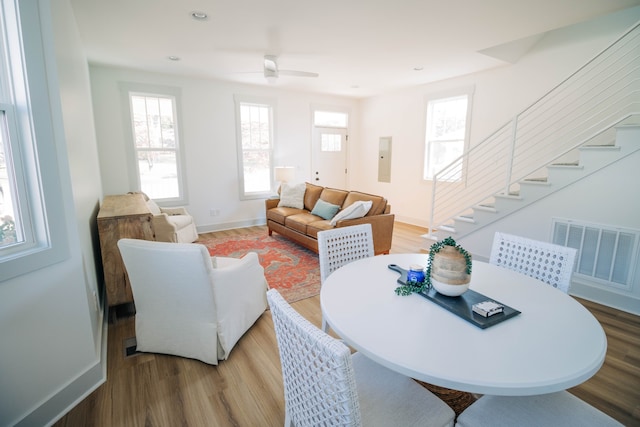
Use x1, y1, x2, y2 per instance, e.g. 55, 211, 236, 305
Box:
151, 213, 179, 242
211, 252, 268, 360
160, 206, 189, 216
265, 198, 279, 210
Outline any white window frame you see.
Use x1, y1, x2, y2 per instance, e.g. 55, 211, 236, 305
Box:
0, 0, 70, 281
313, 109, 349, 129
423, 87, 474, 182
234, 95, 276, 200
120, 83, 188, 205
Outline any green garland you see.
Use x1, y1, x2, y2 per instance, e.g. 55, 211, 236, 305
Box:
394, 236, 472, 296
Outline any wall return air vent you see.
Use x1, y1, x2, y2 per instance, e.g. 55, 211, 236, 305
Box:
552, 218, 638, 290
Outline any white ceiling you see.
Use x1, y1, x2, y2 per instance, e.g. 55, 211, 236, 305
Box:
69, 0, 640, 98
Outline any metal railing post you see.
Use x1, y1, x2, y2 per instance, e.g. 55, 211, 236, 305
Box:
505, 115, 518, 194
429, 176, 437, 238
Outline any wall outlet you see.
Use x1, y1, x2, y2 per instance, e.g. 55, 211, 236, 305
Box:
209, 209, 220, 217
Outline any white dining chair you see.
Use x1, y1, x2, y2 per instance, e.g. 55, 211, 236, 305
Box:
489, 231, 577, 293
317, 224, 375, 332
456, 391, 623, 427
266, 289, 455, 427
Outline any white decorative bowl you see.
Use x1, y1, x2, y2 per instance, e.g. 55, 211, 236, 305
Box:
431, 278, 470, 297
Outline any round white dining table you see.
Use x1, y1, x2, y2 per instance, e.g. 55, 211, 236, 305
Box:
320, 253, 607, 396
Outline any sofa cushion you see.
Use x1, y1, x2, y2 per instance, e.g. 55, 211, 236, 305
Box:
304, 182, 324, 211
342, 191, 387, 216
266, 206, 306, 225
319, 188, 349, 207
311, 198, 341, 220
306, 220, 334, 239
285, 212, 323, 234
330, 200, 373, 226
278, 182, 306, 209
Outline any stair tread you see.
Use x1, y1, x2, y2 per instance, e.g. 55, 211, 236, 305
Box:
455, 215, 475, 223
521, 178, 550, 185
474, 204, 497, 212
579, 145, 621, 151
548, 163, 583, 168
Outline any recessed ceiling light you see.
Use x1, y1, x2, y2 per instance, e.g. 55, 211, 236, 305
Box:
413, 66, 424, 71
191, 11, 208, 20
168, 56, 181, 61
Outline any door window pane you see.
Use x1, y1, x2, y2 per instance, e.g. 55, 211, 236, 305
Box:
321, 133, 341, 152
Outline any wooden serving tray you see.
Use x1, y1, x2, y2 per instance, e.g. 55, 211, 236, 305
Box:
388, 264, 521, 329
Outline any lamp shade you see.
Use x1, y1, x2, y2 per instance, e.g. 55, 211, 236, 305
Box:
274, 166, 295, 183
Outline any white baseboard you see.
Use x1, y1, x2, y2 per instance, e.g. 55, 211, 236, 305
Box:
394, 215, 430, 228
197, 218, 267, 234
570, 279, 640, 316
16, 318, 108, 427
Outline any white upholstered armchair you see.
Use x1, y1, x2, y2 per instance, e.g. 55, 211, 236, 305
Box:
117, 238, 268, 365
137, 192, 198, 243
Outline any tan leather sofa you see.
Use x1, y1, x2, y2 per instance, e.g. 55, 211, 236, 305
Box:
265, 182, 394, 255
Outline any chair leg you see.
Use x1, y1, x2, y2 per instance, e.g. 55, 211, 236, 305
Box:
321, 317, 329, 333
284, 408, 293, 427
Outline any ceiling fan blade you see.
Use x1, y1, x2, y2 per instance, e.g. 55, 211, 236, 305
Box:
279, 70, 319, 78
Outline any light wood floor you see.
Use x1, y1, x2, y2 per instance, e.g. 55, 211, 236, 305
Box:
55, 223, 640, 426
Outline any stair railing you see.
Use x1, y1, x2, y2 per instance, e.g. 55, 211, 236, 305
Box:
428, 20, 640, 238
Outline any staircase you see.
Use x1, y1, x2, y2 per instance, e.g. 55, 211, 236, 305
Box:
424, 19, 640, 244
430, 122, 640, 240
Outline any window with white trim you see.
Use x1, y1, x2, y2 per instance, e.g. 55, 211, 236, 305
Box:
1, 0, 69, 280
423, 89, 473, 181
122, 85, 186, 203
0, 107, 21, 249
234, 95, 275, 199
314, 110, 348, 128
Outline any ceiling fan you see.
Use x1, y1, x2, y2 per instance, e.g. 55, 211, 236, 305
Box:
263, 55, 318, 82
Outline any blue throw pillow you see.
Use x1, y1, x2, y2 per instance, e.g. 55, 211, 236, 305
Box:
311, 198, 341, 220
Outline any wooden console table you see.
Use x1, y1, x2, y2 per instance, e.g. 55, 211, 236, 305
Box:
97, 193, 154, 307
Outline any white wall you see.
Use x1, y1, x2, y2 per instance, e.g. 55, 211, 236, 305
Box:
89, 66, 359, 232
0, 1, 105, 425
354, 7, 640, 227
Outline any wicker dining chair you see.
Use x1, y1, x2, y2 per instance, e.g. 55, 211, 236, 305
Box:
456, 391, 623, 427
317, 224, 375, 332
266, 289, 455, 427
489, 232, 577, 293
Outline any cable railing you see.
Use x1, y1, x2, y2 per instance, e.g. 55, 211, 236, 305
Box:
429, 20, 640, 237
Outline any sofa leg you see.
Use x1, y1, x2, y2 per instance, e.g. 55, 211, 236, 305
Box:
268, 228, 273, 236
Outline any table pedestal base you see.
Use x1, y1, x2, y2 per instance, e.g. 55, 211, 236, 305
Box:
416, 381, 477, 416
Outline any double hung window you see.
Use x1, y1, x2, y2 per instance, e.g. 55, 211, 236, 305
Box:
122, 85, 186, 203
1, 0, 69, 280
423, 89, 473, 182
234, 95, 275, 199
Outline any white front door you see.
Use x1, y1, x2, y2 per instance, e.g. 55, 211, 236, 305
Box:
311, 127, 347, 188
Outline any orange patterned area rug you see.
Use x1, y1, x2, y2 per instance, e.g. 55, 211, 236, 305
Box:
198, 229, 320, 303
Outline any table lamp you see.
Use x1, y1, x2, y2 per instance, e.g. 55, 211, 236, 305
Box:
274, 166, 295, 186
